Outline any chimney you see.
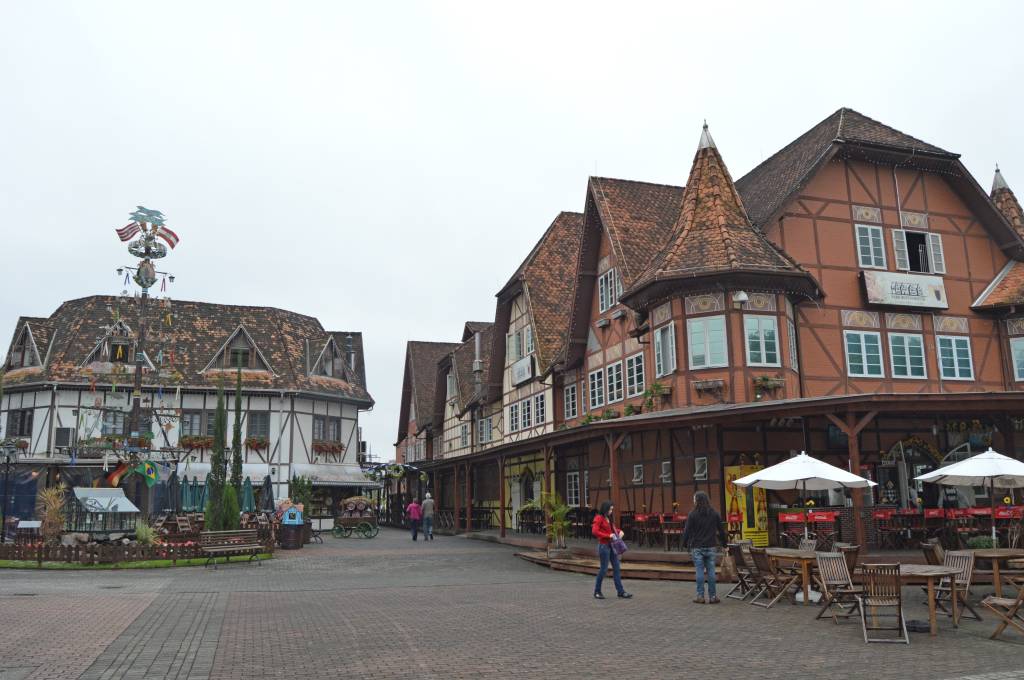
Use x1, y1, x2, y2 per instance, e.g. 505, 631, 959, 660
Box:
472, 331, 483, 392
345, 334, 355, 371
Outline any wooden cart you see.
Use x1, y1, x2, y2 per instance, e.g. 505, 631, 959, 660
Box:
332, 497, 380, 539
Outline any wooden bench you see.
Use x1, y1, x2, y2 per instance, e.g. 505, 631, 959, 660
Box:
199, 529, 263, 569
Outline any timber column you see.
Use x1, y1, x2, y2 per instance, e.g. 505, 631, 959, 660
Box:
605, 433, 626, 518
465, 463, 473, 533
498, 456, 507, 538
827, 412, 878, 548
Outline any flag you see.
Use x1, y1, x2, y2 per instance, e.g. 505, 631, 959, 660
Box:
155, 225, 179, 249
135, 460, 159, 487
106, 461, 130, 487
116, 222, 141, 241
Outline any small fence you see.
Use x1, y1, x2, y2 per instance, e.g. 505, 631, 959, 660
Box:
0, 540, 274, 566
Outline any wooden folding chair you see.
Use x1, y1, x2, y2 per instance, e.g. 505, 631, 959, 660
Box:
857, 564, 909, 644
932, 550, 981, 621
815, 552, 863, 623
838, 545, 861, 576
920, 541, 942, 566
725, 542, 755, 601
749, 547, 799, 609
983, 580, 1024, 640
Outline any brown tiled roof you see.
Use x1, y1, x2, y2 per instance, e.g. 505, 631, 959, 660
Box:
736, 108, 955, 228
453, 324, 492, 412
628, 129, 810, 295
397, 340, 459, 441
975, 171, 1024, 309
462, 321, 491, 342
588, 178, 684, 288
1, 295, 373, 404
992, 169, 1024, 240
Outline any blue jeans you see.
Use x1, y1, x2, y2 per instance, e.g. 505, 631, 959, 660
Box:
423, 516, 433, 537
410, 519, 421, 540
595, 543, 624, 595
692, 547, 718, 598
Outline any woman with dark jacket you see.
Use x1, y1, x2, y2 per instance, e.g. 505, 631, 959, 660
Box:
681, 491, 728, 604
591, 501, 632, 600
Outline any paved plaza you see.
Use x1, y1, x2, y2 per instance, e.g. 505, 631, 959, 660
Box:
0, 530, 1022, 680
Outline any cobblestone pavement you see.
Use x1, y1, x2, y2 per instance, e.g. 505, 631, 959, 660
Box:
1, 529, 1022, 679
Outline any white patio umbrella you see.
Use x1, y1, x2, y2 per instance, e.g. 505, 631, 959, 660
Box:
733, 452, 877, 538
915, 448, 1024, 547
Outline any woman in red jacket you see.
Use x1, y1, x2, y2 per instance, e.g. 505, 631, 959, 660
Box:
591, 500, 632, 599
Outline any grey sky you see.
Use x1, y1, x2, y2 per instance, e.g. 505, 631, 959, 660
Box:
2, 2, 1023, 461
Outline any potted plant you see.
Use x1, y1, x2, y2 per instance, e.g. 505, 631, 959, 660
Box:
542, 492, 572, 559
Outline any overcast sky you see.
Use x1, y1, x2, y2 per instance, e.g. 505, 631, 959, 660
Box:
2, 2, 1023, 461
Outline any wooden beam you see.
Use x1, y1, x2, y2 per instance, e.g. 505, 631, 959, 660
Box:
499, 456, 507, 538
845, 412, 867, 548
825, 410, 877, 437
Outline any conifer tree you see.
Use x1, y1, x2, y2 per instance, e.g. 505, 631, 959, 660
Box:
230, 365, 243, 493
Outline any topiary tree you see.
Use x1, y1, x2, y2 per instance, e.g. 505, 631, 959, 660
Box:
230, 366, 243, 493
206, 381, 228, 530
222, 485, 241, 530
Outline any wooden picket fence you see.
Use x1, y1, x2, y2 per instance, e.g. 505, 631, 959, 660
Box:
0, 540, 273, 566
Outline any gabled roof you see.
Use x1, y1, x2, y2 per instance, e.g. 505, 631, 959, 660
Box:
434, 323, 494, 423
736, 108, 956, 229
462, 321, 491, 342
0, 295, 373, 404
489, 212, 584, 396
624, 125, 817, 304
396, 340, 459, 442
200, 325, 276, 374
973, 169, 1024, 310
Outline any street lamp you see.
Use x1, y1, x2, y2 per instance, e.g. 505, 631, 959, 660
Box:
1, 441, 21, 544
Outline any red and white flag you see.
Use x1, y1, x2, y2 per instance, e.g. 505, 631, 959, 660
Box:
116, 222, 141, 241
155, 226, 180, 249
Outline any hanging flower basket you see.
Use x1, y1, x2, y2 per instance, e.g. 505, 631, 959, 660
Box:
15, 439, 29, 451
312, 440, 345, 455
244, 436, 269, 451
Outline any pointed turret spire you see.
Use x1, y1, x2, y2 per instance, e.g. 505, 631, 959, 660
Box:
993, 164, 1009, 192
698, 120, 716, 150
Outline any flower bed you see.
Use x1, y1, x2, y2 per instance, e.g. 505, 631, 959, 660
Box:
0, 538, 274, 566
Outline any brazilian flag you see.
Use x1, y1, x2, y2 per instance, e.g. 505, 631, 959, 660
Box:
135, 460, 159, 488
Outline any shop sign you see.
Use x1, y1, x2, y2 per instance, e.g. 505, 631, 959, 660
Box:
863, 271, 947, 309
511, 356, 533, 385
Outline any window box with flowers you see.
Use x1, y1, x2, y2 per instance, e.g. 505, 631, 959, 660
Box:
179, 435, 214, 451
14, 439, 29, 451
244, 435, 269, 451
312, 440, 345, 455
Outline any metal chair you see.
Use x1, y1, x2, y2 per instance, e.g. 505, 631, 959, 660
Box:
815, 551, 863, 623
725, 542, 755, 601
749, 547, 799, 609
983, 580, 1024, 640
933, 550, 981, 621
857, 564, 909, 644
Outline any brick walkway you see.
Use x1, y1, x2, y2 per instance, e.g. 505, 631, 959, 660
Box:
0, 529, 1022, 679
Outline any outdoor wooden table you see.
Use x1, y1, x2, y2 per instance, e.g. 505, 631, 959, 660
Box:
973, 548, 1024, 598
897, 564, 959, 637
766, 547, 817, 605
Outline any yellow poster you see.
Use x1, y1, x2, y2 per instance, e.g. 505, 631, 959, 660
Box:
724, 465, 768, 547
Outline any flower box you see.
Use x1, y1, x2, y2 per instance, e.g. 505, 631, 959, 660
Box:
245, 436, 269, 451
179, 435, 214, 450
312, 440, 345, 455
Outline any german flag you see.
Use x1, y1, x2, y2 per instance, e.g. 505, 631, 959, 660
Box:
106, 462, 130, 487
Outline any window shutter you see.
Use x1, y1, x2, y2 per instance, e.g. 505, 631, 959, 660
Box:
654, 329, 664, 376
667, 323, 677, 373
506, 333, 514, 362
892, 229, 909, 271
927, 233, 946, 274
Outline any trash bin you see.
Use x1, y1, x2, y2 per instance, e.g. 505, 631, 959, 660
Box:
280, 507, 304, 550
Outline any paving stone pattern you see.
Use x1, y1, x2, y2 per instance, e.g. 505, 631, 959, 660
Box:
0, 530, 1022, 679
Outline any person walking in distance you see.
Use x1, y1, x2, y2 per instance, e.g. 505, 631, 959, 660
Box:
406, 497, 423, 541
681, 491, 728, 604
421, 493, 435, 540
591, 500, 632, 600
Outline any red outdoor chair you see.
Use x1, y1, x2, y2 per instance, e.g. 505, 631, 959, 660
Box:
778, 512, 806, 548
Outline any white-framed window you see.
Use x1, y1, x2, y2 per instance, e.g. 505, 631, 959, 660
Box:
524, 325, 534, 355
598, 268, 621, 313
889, 333, 926, 379
1011, 337, 1024, 381
589, 369, 605, 409
937, 335, 974, 380
632, 464, 644, 484
744, 315, 780, 367
625, 353, 645, 397
855, 224, 886, 269
446, 371, 456, 399
478, 417, 493, 444
893, 229, 945, 274
653, 323, 677, 377
563, 384, 578, 419
508, 402, 520, 432
606, 362, 624, 403
659, 460, 672, 484
583, 470, 589, 506
694, 457, 708, 481
521, 397, 533, 429
787, 318, 799, 371
459, 423, 469, 447
844, 330, 884, 378
507, 329, 527, 363
687, 315, 727, 369
534, 393, 546, 424
566, 471, 580, 507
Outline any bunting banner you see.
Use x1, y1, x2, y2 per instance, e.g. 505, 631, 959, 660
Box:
116, 222, 141, 241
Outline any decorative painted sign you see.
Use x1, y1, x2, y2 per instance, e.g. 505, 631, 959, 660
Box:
511, 356, 533, 385
724, 465, 768, 547
863, 271, 948, 309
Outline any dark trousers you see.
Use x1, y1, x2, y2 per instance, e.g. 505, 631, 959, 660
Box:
410, 519, 421, 540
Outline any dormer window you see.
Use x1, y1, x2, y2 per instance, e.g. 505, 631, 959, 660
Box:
7, 326, 39, 369
446, 371, 456, 399
312, 338, 348, 378
228, 336, 251, 368
506, 325, 533, 363
81, 321, 137, 366
111, 340, 132, 363
204, 326, 271, 373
